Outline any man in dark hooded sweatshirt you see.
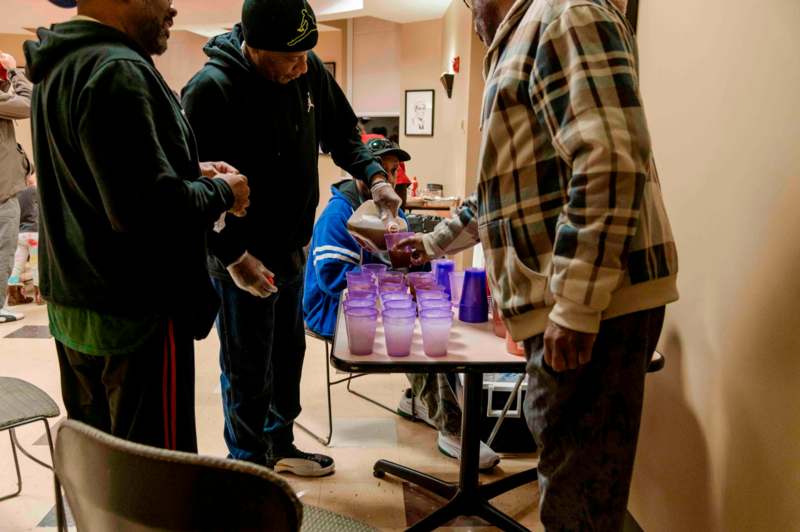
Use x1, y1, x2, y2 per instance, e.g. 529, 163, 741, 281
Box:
23, 0, 250, 451
182, 0, 402, 475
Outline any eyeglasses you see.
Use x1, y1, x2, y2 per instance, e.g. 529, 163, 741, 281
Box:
367, 138, 395, 151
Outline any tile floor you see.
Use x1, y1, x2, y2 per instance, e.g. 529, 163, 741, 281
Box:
0, 302, 542, 531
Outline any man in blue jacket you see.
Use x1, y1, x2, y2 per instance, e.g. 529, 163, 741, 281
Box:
304, 137, 500, 470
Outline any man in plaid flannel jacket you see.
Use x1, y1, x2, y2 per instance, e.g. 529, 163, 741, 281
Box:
400, 0, 678, 529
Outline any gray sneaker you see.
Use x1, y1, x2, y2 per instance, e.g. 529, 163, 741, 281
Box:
396, 388, 436, 428
0, 307, 24, 323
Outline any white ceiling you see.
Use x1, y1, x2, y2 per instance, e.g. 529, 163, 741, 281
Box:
0, 0, 453, 35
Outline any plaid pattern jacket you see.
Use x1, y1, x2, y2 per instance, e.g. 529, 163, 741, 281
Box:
423, 0, 678, 339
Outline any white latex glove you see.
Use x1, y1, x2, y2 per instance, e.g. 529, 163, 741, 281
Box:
226, 252, 278, 298
370, 178, 402, 229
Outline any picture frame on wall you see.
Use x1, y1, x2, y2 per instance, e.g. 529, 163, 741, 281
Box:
323, 62, 336, 79
405, 89, 435, 137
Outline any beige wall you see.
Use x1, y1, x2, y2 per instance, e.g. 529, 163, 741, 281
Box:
352, 17, 402, 115
630, 1, 800, 530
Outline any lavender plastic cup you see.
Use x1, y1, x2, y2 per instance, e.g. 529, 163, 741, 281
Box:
362, 263, 388, 277
459, 268, 489, 323
449, 271, 465, 307
382, 308, 417, 357
378, 271, 405, 285
344, 298, 376, 311
347, 290, 376, 301
379, 282, 407, 294
406, 272, 435, 287
384, 299, 416, 312
384, 232, 415, 269
381, 292, 412, 305
345, 307, 378, 355
419, 298, 451, 311
432, 259, 455, 299
419, 308, 453, 357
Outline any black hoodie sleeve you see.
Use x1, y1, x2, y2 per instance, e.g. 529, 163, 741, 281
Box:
312, 54, 386, 186
76, 59, 232, 234
181, 70, 249, 266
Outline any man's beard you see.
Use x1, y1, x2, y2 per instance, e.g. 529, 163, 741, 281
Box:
137, 16, 170, 56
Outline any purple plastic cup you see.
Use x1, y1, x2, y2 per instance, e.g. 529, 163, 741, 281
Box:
406, 272, 435, 287
382, 308, 417, 357
449, 271, 465, 308
381, 292, 412, 305
384, 232, 416, 269
384, 299, 416, 312
432, 259, 455, 299
347, 290, 376, 301
419, 298, 451, 311
379, 282, 407, 294
345, 307, 379, 355
459, 268, 489, 323
344, 298, 376, 311
419, 308, 453, 357
362, 263, 388, 277
378, 271, 405, 285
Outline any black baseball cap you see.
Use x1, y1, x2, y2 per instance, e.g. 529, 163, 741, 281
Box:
366, 137, 410, 162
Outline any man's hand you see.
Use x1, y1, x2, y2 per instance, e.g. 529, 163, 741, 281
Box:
543, 320, 597, 372
370, 175, 402, 225
0, 52, 17, 71
216, 173, 250, 217
200, 161, 239, 178
226, 252, 278, 298
396, 233, 432, 266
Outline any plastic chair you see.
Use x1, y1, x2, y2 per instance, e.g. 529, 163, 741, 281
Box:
54, 420, 302, 531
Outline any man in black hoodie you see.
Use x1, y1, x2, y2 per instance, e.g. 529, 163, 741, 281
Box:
182, 0, 402, 475
24, 0, 249, 451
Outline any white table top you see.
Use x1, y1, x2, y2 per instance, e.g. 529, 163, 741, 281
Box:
330, 302, 528, 374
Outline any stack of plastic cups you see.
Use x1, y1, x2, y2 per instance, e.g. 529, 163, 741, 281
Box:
432, 259, 455, 300
449, 271, 465, 309
417, 290, 448, 310
419, 308, 453, 357
382, 308, 417, 357
458, 268, 489, 323
345, 306, 379, 355
378, 270, 405, 285
384, 299, 416, 312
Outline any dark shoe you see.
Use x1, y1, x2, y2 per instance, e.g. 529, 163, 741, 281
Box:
267, 445, 335, 477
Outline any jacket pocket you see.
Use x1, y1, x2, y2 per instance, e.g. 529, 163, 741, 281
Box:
479, 218, 552, 319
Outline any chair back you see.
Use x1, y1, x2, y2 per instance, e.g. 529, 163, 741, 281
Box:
55, 420, 302, 531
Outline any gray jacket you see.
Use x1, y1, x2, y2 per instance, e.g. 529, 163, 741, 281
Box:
0, 70, 32, 203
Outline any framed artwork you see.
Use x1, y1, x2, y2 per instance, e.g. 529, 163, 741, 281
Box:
404, 89, 435, 137
323, 62, 336, 78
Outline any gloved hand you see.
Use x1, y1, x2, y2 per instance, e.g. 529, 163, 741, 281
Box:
370, 176, 402, 228
226, 252, 278, 298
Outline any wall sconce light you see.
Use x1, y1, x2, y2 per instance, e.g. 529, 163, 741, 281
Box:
440, 72, 455, 99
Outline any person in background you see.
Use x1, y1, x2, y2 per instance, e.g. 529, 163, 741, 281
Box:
182, 0, 402, 477
7, 168, 41, 306
396, 0, 679, 529
0, 52, 31, 323
24, 0, 249, 451
304, 136, 500, 470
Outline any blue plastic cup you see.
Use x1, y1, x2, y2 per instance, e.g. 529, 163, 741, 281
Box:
458, 268, 489, 323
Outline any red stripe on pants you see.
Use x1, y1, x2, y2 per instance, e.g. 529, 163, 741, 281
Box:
168, 320, 177, 450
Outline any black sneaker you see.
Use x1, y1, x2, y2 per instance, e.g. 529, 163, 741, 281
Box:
267, 446, 335, 477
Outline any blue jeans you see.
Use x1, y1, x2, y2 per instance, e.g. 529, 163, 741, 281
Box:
212, 272, 306, 463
